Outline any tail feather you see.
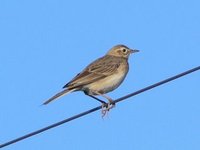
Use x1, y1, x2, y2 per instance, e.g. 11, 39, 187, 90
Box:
43, 88, 75, 105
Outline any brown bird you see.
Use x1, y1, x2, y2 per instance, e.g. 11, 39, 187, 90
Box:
43, 44, 139, 116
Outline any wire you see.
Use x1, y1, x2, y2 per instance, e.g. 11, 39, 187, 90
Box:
0, 66, 200, 148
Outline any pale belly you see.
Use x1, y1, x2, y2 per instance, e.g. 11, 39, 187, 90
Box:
83, 70, 127, 94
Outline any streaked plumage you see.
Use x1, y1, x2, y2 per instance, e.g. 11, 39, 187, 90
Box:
43, 44, 139, 116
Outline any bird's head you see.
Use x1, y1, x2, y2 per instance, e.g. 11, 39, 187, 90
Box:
107, 44, 139, 58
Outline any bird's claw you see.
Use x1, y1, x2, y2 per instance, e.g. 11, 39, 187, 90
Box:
101, 101, 116, 117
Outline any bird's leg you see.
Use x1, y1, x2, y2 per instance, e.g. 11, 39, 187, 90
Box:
100, 94, 115, 107
100, 93, 116, 111
87, 95, 106, 104
100, 94, 115, 117
85, 91, 115, 117
86, 94, 108, 117
92, 91, 115, 117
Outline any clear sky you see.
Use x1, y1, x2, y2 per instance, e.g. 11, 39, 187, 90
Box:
0, 0, 200, 150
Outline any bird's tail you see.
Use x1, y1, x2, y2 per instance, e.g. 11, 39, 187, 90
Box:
43, 88, 76, 105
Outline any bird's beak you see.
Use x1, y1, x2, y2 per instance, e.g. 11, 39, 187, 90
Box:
130, 49, 140, 53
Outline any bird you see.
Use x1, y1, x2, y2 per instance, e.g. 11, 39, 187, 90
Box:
43, 44, 139, 116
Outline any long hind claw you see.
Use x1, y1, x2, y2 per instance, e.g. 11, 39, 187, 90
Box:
101, 101, 116, 117
87, 91, 116, 117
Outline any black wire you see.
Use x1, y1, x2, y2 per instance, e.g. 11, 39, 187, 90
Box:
0, 66, 200, 149
115, 66, 200, 103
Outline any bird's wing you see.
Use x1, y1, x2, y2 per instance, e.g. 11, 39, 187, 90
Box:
63, 56, 120, 88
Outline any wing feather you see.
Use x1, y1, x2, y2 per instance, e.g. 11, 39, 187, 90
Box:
63, 55, 121, 89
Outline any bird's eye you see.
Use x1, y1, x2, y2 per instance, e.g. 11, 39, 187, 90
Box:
122, 49, 127, 53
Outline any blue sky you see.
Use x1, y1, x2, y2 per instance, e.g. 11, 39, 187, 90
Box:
0, 0, 200, 149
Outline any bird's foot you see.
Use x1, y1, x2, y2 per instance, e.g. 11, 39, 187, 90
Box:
101, 100, 116, 117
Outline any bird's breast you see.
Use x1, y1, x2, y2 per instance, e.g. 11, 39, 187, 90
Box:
84, 64, 128, 94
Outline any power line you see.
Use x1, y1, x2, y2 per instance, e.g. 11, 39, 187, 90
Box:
0, 66, 200, 149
